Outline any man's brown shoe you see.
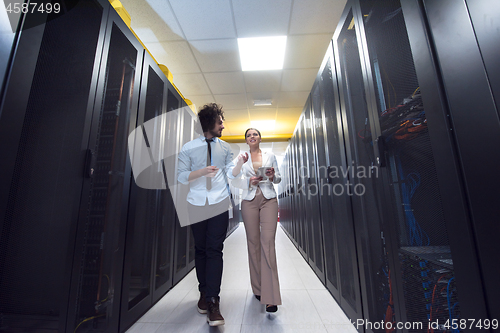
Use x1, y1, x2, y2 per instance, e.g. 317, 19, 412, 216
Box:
206, 297, 225, 326
197, 292, 207, 314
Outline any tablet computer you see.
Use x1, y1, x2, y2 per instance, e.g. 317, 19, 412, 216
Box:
257, 167, 271, 181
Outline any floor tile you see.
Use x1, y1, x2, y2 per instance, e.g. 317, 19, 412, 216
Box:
125, 322, 162, 333
127, 223, 354, 333
241, 323, 328, 333
242, 290, 322, 326
307, 290, 352, 325
137, 287, 191, 323
155, 323, 242, 333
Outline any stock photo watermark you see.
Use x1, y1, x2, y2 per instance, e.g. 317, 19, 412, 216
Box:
283, 164, 379, 199
127, 106, 380, 226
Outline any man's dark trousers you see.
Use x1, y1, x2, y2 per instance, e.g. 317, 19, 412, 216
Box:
189, 199, 229, 301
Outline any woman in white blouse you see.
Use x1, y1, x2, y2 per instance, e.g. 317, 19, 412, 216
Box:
232, 128, 282, 312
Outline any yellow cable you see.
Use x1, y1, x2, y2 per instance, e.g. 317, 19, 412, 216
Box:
412, 87, 420, 97
382, 67, 397, 108
74, 314, 105, 333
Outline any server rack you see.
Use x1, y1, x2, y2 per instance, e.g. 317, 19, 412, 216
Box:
66, 7, 145, 332
0, 2, 201, 332
316, 44, 348, 304
303, 95, 326, 283
417, 0, 500, 321
280, 0, 497, 332
171, 105, 197, 286
0, 1, 110, 331
120, 50, 174, 329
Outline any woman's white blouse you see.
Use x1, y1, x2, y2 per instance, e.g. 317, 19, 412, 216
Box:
230, 151, 281, 201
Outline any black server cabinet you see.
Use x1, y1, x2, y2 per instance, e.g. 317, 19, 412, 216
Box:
152, 87, 181, 304
302, 95, 326, 282
172, 100, 196, 286
349, 0, 491, 330
0, 1, 109, 332
334, 1, 397, 330
418, 0, 500, 322
281, 0, 497, 331
289, 136, 299, 249
66, 8, 144, 333
316, 46, 344, 302
331, 3, 367, 323
299, 101, 314, 264
295, 120, 308, 258
120, 51, 173, 330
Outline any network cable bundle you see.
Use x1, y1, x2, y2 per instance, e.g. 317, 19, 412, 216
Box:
379, 88, 427, 142
400, 249, 460, 333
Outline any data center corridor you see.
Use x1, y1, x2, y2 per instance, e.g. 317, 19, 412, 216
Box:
125, 223, 356, 333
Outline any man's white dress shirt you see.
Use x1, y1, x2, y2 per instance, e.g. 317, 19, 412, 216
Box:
177, 135, 240, 206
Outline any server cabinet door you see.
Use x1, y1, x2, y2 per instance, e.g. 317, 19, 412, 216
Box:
357, 0, 490, 330
296, 117, 309, 259
151, 90, 178, 305
316, 44, 346, 302
172, 94, 196, 285
0, 2, 107, 332
307, 85, 326, 282
300, 99, 316, 266
335, 1, 398, 331
120, 51, 167, 330
421, 0, 499, 323
67, 8, 144, 333
332, 2, 368, 324
289, 136, 300, 249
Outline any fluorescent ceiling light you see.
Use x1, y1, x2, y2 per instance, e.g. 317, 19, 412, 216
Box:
238, 36, 287, 71
253, 99, 273, 106
251, 120, 276, 131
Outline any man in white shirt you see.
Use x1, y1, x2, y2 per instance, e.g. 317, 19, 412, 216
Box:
177, 103, 246, 326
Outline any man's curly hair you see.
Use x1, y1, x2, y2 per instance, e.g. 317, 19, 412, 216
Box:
198, 103, 225, 133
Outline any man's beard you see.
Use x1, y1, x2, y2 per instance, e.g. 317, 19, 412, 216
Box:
209, 128, 222, 137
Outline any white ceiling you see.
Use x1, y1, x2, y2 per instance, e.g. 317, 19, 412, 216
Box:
120, 0, 347, 160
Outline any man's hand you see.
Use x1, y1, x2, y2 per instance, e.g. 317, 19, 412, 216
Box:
203, 165, 219, 177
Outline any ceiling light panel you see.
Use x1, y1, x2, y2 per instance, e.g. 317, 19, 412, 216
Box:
251, 120, 276, 131
238, 36, 287, 71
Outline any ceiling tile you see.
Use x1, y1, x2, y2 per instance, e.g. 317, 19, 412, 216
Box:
214, 94, 248, 109
150, 41, 200, 74
270, 142, 290, 150
172, 73, 211, 96
244, 71, 282, 93
276, 107, 303, 119
275, 107, 303, 133
231, 0, 292, 37
184, 95, 214, 111
277, 91, 310, 108
222, 120, 249, 136
223, 109, 250, 122
204, 72, 246, 95
189, 39, 241, 72
249, 108, 278, 121
168, 0, 236, 40
281, 68, 318, 92
246, 92, 280, 108
289, 0, 347, 35
283, 34, 333, 69
122, 0, 185, 42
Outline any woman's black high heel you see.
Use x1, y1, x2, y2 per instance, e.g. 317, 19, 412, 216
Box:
266, 304, 278, 312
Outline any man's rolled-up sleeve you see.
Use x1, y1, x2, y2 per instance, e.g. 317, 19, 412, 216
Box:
177, 145, 191, 185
